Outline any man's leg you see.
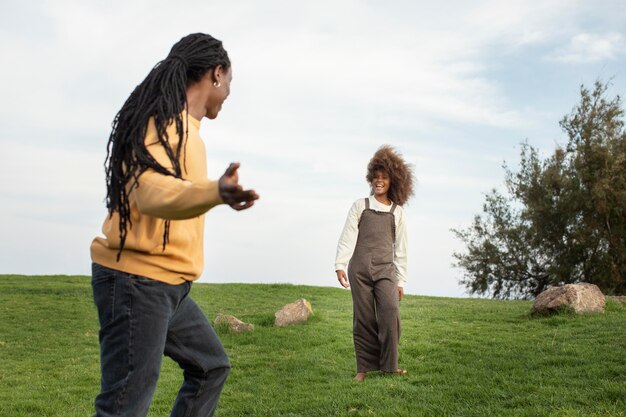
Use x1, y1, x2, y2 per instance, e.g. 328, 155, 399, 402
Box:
166, 294, 231, 417
91, 263, 187, 417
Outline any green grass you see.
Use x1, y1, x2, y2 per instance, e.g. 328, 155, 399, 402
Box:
0, 275, 625, 417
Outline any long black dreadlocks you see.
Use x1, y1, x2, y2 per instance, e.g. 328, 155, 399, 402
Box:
104, 33, 230, 260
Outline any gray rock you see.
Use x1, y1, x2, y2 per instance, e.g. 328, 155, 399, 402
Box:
214, 314, 254, 333
274, 298, 313, 327
531, 283, 606, 315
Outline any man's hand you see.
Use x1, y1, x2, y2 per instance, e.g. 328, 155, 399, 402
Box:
218, 162, 259, 211
398, 287, 404, 301
336, 270, 350, 288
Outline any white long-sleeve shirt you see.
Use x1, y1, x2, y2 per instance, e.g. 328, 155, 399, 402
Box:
335, 196, 408, 287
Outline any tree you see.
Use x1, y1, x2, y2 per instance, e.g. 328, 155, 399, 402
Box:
453, 82, 626, 299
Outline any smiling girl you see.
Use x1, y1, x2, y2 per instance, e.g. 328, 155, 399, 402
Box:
335, 145, 414, 381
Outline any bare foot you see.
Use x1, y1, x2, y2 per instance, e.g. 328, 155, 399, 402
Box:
353, 372, 366, 381
381, 369, 408, 375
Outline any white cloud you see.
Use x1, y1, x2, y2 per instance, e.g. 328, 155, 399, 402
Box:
549, 32, 626, 63
1, 0, 625, 297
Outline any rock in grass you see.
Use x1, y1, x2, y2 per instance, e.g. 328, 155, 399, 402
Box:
608, 296, 626, 304
531, 283, 605, 316
214, 314, 254, 333
274, 298, 313, 327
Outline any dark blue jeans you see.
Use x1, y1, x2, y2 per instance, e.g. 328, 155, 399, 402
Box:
91, 263, 230, 417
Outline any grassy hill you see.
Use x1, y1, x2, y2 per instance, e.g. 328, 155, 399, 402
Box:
0, 275, 624, 417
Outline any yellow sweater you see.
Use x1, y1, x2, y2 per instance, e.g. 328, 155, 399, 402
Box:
90, 114, 222, 284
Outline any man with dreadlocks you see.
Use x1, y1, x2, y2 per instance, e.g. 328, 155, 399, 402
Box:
335, 145, 415, 382
90, 33, 258, 417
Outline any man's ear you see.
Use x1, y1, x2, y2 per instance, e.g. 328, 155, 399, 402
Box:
212, 66, 223, 84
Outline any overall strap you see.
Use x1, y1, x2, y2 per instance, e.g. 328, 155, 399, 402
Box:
358, 198, 370, 229
390, 203, 397, 214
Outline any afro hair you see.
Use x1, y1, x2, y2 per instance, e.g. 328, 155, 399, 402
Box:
366, 145, 415, 206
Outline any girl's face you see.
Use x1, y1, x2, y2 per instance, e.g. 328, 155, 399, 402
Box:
371, 169, 390, 197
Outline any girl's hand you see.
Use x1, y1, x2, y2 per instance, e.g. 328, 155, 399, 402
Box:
398, 287, 404, 301
219, 162, 259, 211
336, 270, 350, 288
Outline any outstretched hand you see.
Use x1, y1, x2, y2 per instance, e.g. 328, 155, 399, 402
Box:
218, 162, 259, 211
336, 270, 350, 288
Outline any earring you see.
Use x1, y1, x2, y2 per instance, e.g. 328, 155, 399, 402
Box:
213, 81, 221, 87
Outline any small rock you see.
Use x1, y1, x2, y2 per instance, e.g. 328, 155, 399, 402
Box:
214, 314, 254, 333
608, 296, 626, 304
274, 298, 313, 327
531, 283, 606, 315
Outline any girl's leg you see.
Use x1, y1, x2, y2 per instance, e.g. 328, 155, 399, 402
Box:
373, 277, 401, 372
349, 271, 381, 373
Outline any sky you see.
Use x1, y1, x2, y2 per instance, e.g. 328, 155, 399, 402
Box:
1, 0, 626, 297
